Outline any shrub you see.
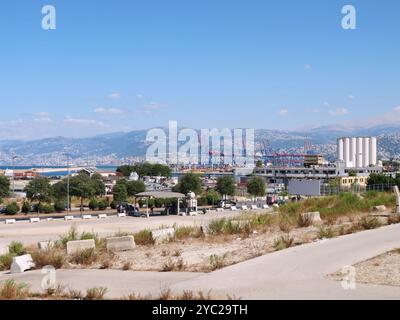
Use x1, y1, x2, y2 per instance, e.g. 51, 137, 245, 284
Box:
133, 230, 154, 246
318, 226, 335, 239
38, 203, 54, 214
110, 200, 117, 210
69, 248, 97, 265
207, 219, 226, 235
8, 241, 25, 256
388, 214, 400, 225
0, 253, 14, 271
5, 202, 20, 215
161, 258, 185, 272
97, 199, 108, 211
209, 254, 226, 271
80, 231, 100, 247
273, 234, 294, 251
174, 226, 204, 239
122, 261, 132, 271
59, 225, 79, 247
0, 280, 29, 300
85, 287, 107, 300
54, 200, 65, 213
88, 199, 98, 211
30, 249, 65, 269
21, 201, 31, 214
358, 216, 382, 230
297, 214, 313, 228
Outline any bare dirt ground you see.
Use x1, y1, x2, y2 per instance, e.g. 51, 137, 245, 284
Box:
329, 248, 400, 287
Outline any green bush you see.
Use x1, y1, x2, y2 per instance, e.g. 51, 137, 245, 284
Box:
54, 200, 65, 213
21, 201, 31, 214
97, 199, 108, 211
174, 226, 204, 239
5, 202, 20, 215
110, 200, 117, 210
207, 219, 226, 235
133, 230, 155, 245
38, 203, 54, 214
88, 199, 98, 211
0, 254, 14, 271
8, 241, 25, 256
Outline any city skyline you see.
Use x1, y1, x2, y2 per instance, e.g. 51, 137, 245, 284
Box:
1, 0, 400, 140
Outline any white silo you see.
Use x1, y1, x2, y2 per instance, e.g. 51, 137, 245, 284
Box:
344, 137, 350, 165
363, 137, 370, 167
369, 137, 377, 165
356, 137, 363, 167
350, 137, 357, 167
337, 138, 344, 161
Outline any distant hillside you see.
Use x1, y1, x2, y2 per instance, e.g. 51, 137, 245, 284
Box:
0, 125, 400, 165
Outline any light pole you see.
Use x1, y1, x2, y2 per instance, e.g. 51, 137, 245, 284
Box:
64, 152, 71, 213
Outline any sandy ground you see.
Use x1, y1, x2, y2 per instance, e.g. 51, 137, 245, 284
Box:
329, 248, 400, 287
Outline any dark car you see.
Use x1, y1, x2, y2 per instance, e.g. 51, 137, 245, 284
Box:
217, 200, 237, 209
117, 203, 140, 216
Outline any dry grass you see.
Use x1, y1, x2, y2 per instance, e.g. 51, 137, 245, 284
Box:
124, 288, 213, 300
209, 254, 227, 271
69, 248, 98, 266
30, 248, 65, 269
0, 280, 30, 300
85, 287, 107, 300
161, 258, 185, 272
122, 260, 132, 271
273, 234, 294, 251
133, 230, 155, 246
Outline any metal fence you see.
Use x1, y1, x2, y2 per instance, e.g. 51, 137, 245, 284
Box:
320, 183, 397, 196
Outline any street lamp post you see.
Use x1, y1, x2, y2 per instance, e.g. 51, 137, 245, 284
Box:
66, 153, 70, 213
11, 155, 18, 197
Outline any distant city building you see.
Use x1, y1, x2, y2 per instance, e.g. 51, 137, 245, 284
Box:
304, 154, 325, 167
337, 136, 378, 168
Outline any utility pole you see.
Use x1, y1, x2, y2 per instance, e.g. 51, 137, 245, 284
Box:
67, 153, 70, 213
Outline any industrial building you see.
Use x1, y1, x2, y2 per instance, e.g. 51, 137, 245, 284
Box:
337, 136, 378, 168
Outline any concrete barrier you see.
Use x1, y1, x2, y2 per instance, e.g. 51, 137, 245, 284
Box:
66, 239, 95, 254
64, 215, 74, 221
82, 214, 92, 220
216, 208, 224, 212
30, 217, 40, 223
10, 254, 35, 274
300, 212, 322, 225
5, 219, 16, 224
151, 228, 175, 244
98, 214, 107, 219
394, 186, 400, 214
262, 204, 269, 209
241, 205, 249, 211
117, 212, 126, 217
106, 236, 135, 252
46, 217, 53, 222
38, 241, 55, 250
251, 205, 258, 210
230, 206, 238, 211
373, 205, 387, 212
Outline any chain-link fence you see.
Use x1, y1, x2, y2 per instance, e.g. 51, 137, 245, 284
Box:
320, 183, 396, 196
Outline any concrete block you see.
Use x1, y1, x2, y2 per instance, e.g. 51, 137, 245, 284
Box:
373, 205, 387, 212
98, 214, 107, 219
300, 212, 322, 225
46, 218, 53, 222
106, 236, 135, 252
117, 212, 126, 217
241, 205, 249, 210
64, 215, 74, 221
30, 217, 40, 223
66, 239, 95, 254
251, 205, 258, 210
262, 204, 269, 209
82, 214, 92, 220
230, 206, 238, 211
216, 208, 224, 212
5, 219, 16, 224
10, 254, 35, 274
151, 228, 175, 244
38, 241, 55, 250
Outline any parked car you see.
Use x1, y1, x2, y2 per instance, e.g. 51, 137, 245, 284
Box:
117, 203, 140, 216
218, 200, 237, 209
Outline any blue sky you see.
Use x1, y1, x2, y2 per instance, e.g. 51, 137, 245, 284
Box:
0, 0, 400, 139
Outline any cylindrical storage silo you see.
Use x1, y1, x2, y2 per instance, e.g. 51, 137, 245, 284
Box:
344, 137, 350, 166
363, 137, 370, 167
350, 137, 357, 167
356, 137, 363, 167
337, 138, 344, 161
369, 137, 377, 166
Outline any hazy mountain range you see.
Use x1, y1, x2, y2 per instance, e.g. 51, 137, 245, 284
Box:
1, 124, 400, 165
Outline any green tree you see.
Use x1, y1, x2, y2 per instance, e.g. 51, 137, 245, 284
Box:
24, 177, 53, 212
216, 176, 235, 198
113, 180, 128, 204
69, 173, 95, 212
5, 202, 20, 215
116, 165, 135, 177
90, 173, 106, 196
51, 181, 67, 200
175, 173, 202, 195
126, 180, 146, 197
21, 201, 31, 214
247, 176, 266, 197
256, 160, 264, 168
0, 176, 10, 199
205, 189, 220, 205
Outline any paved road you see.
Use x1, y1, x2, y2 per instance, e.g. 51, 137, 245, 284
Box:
0, 210, 242, 248
2, 222, 400, 299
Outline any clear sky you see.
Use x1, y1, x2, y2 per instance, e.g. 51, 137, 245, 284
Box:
0, 0, 399, 139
